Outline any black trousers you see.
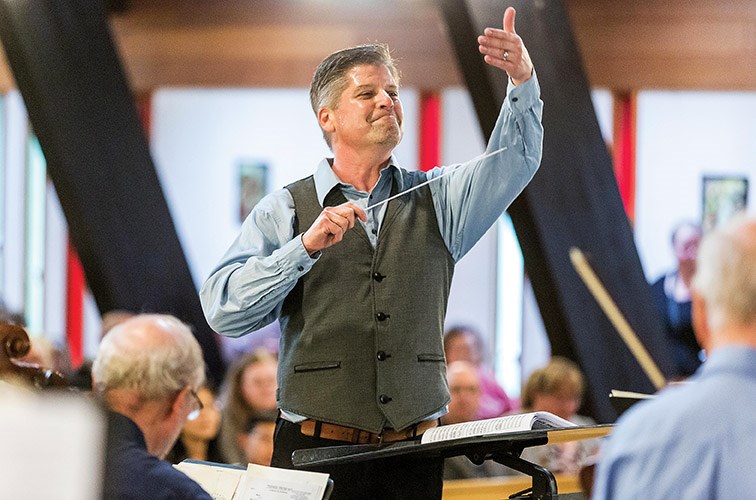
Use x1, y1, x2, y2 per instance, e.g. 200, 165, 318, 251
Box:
271, 418, 443, 500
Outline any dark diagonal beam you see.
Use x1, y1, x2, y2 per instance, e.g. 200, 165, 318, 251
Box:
441, 0, 674, 422
0, 0, 224, 384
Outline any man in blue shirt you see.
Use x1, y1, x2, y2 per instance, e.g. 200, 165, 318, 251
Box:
592, 216, 756, 499
201, 7, 543, 499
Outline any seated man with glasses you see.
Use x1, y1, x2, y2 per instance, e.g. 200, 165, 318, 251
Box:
92, 313, 212, 499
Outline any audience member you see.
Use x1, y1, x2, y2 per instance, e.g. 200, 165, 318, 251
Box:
218, 349, 278, 464
518, 356, 599, 475
165, 383, 224, 464
444, 325, 514, 418
592, 216, 756, 499
239, 409, 279, 467
650, 220, 704, 378
442, 361, 511, 480
442, 361, 481, 425
92, 313, 212, 499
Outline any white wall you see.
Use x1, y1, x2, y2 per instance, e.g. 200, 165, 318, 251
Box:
151, 89, 330, 289
635, 91, 756, 281
2, 91, 27, 314
43, 182, 67, 347
441, 88, 498, 341
151, 88, 419, 290
591, 89, 613, 145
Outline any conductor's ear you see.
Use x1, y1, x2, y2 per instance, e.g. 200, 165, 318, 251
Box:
318, 107, 335, 134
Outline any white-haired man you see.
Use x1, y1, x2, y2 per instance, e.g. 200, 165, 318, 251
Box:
592, 216, 756, 499
442, 361, 511, 480
92, 313, 212, 499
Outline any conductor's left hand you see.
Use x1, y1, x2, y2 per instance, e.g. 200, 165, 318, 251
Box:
477, 7, 533, 85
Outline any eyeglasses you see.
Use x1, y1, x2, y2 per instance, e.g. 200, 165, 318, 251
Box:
187, 388, 204, 421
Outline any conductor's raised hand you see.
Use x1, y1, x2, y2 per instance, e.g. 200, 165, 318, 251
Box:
302, 202, 367, 256
477, 7, 533, 85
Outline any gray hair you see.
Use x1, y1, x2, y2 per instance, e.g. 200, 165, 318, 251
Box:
92, 314, 205, 401
309, 43, 399, 148
692, 216, 756, 329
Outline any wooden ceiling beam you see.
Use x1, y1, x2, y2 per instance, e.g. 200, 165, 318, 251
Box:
0, 0, 753, 93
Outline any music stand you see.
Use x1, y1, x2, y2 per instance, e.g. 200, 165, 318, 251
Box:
292, 425, 611, 500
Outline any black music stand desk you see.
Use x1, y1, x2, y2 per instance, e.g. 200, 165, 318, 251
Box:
292, 425, 611, 500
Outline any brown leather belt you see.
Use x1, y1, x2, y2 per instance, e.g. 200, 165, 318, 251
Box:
299, 418, 438, 444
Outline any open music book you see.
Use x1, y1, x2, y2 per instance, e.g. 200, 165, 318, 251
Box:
174, 460, 331, 500
420, 411, 576, 444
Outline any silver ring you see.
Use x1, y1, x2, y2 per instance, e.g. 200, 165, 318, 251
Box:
503, 50, 509, 61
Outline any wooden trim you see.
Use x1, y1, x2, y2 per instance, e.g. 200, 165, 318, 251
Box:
443, 473, 582, 499
547, 424, 613, 444
1, 0, 754, 92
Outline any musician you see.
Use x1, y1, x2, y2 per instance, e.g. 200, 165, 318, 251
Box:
200, 7, 543, 498
592, 216, 756, 499
92, 314, 211, 499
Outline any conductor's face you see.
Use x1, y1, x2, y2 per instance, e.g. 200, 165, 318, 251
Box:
324, 64, 403, 152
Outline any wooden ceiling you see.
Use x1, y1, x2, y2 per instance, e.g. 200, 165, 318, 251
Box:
0, 0, 754, 93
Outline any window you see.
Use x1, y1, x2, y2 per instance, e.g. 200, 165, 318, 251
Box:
24, 134, 46, 332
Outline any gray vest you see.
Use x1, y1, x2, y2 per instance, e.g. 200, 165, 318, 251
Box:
279, 174, 455, 432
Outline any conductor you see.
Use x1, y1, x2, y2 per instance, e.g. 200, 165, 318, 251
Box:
200, 6, 543, 499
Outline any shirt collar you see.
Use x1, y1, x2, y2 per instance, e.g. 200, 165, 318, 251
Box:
698, 345, 756, 380
313, 156, 403, 206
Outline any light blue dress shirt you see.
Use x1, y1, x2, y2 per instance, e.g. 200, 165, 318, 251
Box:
200, 74, 543, 338
592, 346, 756, 499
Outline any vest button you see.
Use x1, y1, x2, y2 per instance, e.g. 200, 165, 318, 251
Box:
377, 351, 390, 361
372, 272, 386, 282
379, 394, 392, 404
375, 312, 389, 321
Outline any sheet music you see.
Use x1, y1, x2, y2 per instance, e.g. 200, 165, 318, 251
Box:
173, 461, 243, 500
235, 464, 329, 500
173, 461, 329, 500
421, 412, 575, 444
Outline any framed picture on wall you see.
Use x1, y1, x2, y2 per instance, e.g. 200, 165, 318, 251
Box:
701, 175, 748, 232
239, 160, 269, 223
